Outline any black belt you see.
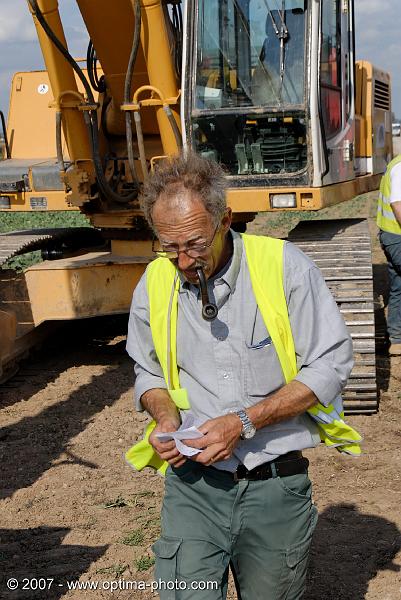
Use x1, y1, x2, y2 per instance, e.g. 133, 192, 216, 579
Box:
211, 451, 309, 482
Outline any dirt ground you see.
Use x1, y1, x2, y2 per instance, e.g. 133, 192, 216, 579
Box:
1, 195, 401, 599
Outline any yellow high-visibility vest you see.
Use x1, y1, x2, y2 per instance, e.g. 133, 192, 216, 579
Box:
126, 234, 362, 474
377, 155, 401, 235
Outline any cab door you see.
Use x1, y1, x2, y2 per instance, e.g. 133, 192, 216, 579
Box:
320, 0, 355, 184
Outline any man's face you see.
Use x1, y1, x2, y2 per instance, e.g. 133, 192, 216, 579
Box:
152, 191, 232, 284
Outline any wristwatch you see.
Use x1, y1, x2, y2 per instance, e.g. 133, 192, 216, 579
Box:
235, 410, 256, 440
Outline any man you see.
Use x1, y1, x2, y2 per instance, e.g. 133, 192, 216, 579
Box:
126, 153, 358, 599
377, 154, 401, 355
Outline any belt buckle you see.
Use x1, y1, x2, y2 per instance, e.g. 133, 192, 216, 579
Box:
233, 465, 248, 482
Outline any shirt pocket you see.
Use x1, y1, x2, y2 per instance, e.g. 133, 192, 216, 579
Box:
244, 337, 284, 402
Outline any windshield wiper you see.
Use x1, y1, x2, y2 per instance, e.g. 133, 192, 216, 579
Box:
264, 0, 288, 83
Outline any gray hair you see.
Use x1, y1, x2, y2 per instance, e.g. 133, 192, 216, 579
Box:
140, 152, 228, 230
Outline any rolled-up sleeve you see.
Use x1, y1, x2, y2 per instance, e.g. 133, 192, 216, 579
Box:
284, 242, 354, 407
126, 271, 167, 411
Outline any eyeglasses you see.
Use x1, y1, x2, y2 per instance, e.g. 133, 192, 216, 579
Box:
152, 223, 220, 259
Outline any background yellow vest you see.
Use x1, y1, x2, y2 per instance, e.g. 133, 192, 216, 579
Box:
377, 155, 401, 235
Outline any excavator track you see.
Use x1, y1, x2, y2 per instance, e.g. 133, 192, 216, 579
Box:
0, 227, 104, 383
0, 227, 103, 267
288, 218, 378, 414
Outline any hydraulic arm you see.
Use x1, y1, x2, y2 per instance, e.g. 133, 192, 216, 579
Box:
26, 0, 182, 218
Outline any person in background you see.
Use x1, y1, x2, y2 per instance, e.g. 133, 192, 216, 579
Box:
377, 155, 401, 355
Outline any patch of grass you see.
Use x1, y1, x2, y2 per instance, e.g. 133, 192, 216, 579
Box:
121, 529, 145, 546
99, 491, 156, 510
142, 516, 161, 528
132, 491, 156, 508
135, 556, 155, 572
0, 211, 90, 234
136, 516, 161, 539
0, 210, 92, 271
99, 495, 130, 509
2, 250, 42, 272
134, 491, 155, 498
96, 564, 127, 577
251, 191, 378, 237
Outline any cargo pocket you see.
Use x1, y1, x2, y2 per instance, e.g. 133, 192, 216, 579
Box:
152, 536, 182, 600
277, 505, 318, 600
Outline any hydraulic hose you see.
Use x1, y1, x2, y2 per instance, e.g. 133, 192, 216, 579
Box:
86, 41, 106, 93
0, 111, 10, 159
28, 0, 94, 104
164, 1, 183, 81
163, 104, 182, 150
124, 0, 142, 183
28, 0, 138, 204
196, 267, 218, 321
134, 112, 149, 181
55, 110, 65, 172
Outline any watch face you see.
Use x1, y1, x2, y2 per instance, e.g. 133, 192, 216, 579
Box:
242, 426, 256, 440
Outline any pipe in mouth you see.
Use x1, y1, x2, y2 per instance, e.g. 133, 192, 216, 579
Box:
196, 267, 218, 321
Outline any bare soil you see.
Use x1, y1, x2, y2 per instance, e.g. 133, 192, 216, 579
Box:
1, 193, 401, 599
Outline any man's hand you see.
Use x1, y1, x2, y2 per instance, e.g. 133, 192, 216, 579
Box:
391, 200, 401, 227
141, 389, 187, 468
149, 416, 187, 468
183, 414, 242, 466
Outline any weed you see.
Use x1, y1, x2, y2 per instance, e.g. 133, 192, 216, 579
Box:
134, 491, 155, 498
99, 495, 129, 509
121, 529, 145, 546
142, 516, 161, 528
96, 564, 127, 577
99, 491, 155, 509
135, 556, 155, 572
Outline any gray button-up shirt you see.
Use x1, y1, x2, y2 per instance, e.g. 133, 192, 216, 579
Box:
126, 231, 353, 471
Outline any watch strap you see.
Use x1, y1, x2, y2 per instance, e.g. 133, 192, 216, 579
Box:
235, 409, 255, 438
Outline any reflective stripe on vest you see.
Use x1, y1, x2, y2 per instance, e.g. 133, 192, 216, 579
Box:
376, 155, 401, 235
125, 234, 362, 474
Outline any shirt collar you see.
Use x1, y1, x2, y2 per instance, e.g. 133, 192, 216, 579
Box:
178, 229, 243, 293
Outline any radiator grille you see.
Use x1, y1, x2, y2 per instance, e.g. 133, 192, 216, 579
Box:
374, 80, 390, 110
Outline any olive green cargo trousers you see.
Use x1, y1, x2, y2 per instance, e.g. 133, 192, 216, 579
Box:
152, 461, 318, 600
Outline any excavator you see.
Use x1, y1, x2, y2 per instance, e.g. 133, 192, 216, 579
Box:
0, 0, 393, 413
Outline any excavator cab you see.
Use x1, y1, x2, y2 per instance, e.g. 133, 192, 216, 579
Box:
181, 0, 374, 192
183, 0, 308, 182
